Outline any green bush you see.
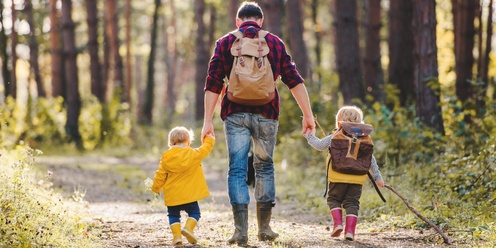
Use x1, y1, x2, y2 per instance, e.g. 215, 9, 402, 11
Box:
0, 145, 100, 247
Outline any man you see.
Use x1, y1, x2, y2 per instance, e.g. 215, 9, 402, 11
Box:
201, 1, 315, 245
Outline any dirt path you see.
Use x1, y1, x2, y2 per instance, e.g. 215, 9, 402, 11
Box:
37, 155, 447, 248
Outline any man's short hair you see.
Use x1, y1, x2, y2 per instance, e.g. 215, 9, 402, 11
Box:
237, 1, 263, 20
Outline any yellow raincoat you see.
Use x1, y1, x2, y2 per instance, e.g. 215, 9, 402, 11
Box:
152, 136, 215, 206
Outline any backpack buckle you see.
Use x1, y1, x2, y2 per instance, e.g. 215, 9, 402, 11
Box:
350, 135, 358, 154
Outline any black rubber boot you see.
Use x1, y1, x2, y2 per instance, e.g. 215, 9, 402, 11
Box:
227, 204, 248, 246
257, 202, 279, 241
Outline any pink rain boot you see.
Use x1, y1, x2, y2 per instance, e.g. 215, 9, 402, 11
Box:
345, 215, 358, 241
330, 208, 343, 238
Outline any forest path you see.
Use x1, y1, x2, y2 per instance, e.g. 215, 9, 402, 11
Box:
37, 155, 441, 248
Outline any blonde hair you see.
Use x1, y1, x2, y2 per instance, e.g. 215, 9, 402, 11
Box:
335, 106, 364, 128
168, 126, 194, 147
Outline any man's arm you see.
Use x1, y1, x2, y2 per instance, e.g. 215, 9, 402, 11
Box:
201, 90, 220, 141
290, 83, 316, 135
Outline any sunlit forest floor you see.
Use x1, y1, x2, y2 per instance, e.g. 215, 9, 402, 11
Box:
34, 155, 460, 248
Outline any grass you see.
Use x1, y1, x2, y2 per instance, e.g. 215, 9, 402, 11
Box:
0, 144, 100, 247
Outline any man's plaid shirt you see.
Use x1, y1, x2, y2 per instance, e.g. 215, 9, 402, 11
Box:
204, 21, 304, 120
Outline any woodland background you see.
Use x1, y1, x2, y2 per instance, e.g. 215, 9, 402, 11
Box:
0, 0, 495, 247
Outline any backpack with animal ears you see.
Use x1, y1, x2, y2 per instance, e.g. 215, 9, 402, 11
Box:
226, 27, 276, 106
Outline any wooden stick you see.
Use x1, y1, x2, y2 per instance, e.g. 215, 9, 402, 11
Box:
384, 184, 452, 245
314, 115, 327, 136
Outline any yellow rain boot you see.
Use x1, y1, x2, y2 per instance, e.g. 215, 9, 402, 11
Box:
181, 217, 198, 244
170, 222, 182, 246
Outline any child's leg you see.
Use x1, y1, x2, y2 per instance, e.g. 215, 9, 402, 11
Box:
184, 201, 201, 221
167, 206, 182, 245
327, 183, 346, 237
167, 206, 182, 224
342, 185, 362, 241
181, 202, 201, 244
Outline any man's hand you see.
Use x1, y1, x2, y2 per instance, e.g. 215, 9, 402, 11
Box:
302, 115, 316, 136
201, 121, 215, 142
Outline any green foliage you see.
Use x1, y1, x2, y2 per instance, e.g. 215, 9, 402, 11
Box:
0, 96, 134, 152
79, 96, 133, 150
275, 96, 496, 246
0, 97, 25, 148
0, 145, 99, 247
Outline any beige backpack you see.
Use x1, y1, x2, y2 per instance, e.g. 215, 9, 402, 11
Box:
227, 29, 276, 106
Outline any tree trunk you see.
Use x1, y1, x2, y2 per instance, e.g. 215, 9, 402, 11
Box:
477, 0, 493, 116
412, 0, 445, 134
208, 4, 217, 50
388, 0, 415, 106
50, 0, 64, 98
363, 0, 384, 103
259, 0, 284, 38
61, 0, 83, 148
25, 0, 45, 98
334, 0, 365, 104
85, 0, 105, 103
0, 1, 10, 100
311, 0, 322, 87
228, 0, 239, 30
125, 0, 132, 107
141, 0, 161, 125
10, 0, 17, 99
105, 0, 126, 102
285, 0, 310, 80
103, 29, 110, 100
482, 0, 493, 87
194, 0, 209, 121
165, 0, 177, 117
452, 0, 476, 123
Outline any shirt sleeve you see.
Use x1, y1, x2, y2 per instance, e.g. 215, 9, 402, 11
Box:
369, 155, 383, 181
267, 34, 304, 89
305, 133, 332, 152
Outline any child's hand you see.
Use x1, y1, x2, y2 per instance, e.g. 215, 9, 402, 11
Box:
375, 179, 385, 188
207, 134, 215, 139
304, 130, 312, 138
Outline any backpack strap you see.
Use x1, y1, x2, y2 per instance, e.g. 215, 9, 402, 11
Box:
230, 28, 270, 68
324, 148, 331, 197
323, 129, 337, 198
231, 30, 243, 39
368, 172, 386, 202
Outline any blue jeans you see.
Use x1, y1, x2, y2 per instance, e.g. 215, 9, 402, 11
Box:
167, 201, 201, 224
224, 113, 278, 205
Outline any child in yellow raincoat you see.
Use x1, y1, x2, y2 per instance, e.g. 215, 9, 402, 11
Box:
152, 126, 215, 245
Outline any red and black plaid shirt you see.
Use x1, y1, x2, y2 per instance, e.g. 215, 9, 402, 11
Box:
204, 21, 304, 120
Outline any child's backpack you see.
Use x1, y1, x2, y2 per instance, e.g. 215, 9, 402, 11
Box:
227, 28, 276, 106
327, 121, 374, 175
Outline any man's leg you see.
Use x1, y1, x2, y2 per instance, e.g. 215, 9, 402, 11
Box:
251, 114, 279, 241
224, 113, 252, 245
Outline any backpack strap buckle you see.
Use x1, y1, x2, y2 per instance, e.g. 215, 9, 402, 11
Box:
349, 128, 363, 154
